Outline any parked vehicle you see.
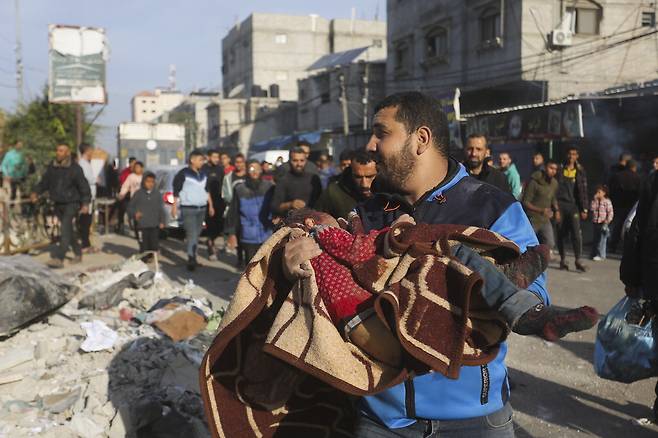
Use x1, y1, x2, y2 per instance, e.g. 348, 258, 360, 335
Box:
152, 165, 184, 229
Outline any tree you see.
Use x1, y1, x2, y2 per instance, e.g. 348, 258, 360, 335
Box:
2, 87, 96, 168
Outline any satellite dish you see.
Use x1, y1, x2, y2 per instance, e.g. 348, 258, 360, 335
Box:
146, 139, 157, 150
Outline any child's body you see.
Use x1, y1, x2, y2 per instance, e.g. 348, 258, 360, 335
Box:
128, 172, 166, 254
590, 185, 614, 261
285, 209, 598, 365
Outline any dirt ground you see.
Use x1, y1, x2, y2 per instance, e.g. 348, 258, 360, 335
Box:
32, 233, 658, 438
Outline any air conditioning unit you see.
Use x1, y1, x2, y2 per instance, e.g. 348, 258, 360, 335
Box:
551, 29, 573, 47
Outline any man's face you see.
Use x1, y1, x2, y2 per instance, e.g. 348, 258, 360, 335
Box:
220, 154, 231, 167
567, 149, 579, 164
143, 176, 155, 191
190, 155, 204, 170
290, 152, 307, 174
546, 163, 558, 179
209, 153, 220, 166
15, 141, 23, 149
366, 106, 416, 190
55, 145, 70, 162
129, 160, 136, 170
498, 153, 511, 170
465, 137, 487, 169
316, 156, 330, 170
134, 164, 144, 175
653, 157, 658, 171
533, 154, 544, 167
234, 157, 246, 172
339, 159, 351, 171
351, 161, 377, 199
247, 162, 262, 181
300, 145, 311, 157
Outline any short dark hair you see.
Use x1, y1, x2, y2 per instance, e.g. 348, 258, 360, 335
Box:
207, 148, 220, 156
374, 92, 450, 156
78, 143, 92, 155
129, 157, 137, 163
546, 159, 558, 167
143, 171, 156, 180
297, 140, 312, 149
134, 161, 144, 168
189, 149, 204, 160
339, 149, 353, 162
290, 146, 306, 156
594, 184, 609, 196
499, 151, 512, 158
234, 153, 245, 160
627, 159, 637, 169
247, 159, 260, 167
467, 132, 488, 143
567, 146, 579, 153
533, 152, 544, 157
351, 149, 377, 165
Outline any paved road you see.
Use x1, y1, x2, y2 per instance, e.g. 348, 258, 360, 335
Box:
33, 234, 658, 437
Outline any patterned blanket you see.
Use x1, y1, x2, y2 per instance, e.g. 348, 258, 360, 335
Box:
200, 223, 536, 438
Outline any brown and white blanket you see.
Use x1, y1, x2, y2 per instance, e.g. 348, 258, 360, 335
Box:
200, 224, 528, 438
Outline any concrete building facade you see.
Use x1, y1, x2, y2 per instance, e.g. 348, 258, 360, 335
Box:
206, 97, 297, 154
159, 91, 221, 149
118, 122, 185, 167
222, 13, 386, 101
386, 0, 658, 112
298, 59, 386, 133
131, 89, 184, 123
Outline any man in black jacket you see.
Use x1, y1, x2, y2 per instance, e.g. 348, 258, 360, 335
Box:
271, 147, 322, 217
620, 170, 658, 420
31, 144, 91, 268
464, 133, 511, 193
202, 149, 225, 260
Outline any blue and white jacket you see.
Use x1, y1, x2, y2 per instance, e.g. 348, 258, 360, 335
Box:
225, 179, 274, 244
173, 167, 208, 207
355, 158, 550, 427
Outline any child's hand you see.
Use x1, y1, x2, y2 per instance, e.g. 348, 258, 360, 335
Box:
135, 211, 143, 221
391, 214, 416, 228
159, 223, 165, 230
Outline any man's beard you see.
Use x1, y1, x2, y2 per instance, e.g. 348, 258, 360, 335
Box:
376, 136, 415, 191
466, 158, 482, 170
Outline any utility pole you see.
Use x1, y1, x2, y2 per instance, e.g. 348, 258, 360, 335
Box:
76, 105, 83, 146
339, 71, 349, 136
362, 62, 369, 131
14, 0, 24, 107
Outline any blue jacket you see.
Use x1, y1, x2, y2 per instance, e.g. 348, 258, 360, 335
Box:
173, 167, 208, 207
355, 159, 549, 427
225, 179, 274, 244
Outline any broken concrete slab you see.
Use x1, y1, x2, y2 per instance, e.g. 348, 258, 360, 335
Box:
40, 387, 82, 414
0, 347, 34, 373
0, 255, 78, 335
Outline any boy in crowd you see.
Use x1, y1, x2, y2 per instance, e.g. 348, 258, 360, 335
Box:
590, 184, 614, 261
128, 172, 165, 253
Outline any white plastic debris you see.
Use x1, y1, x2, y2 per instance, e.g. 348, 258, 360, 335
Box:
80, 320, 118, 352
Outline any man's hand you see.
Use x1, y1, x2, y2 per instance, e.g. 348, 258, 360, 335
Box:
159, 223, 165, 230
227, 234, 238, 249
580, 211, 588, 220
554, 211, 562, 224
80, 205, 89, 214
135, 211, 143, 221
543, 208, 553, 219
208, 205, 215, 218
291, 199, 306, 210
283, 235, 322, 279
30, 192, 38, 204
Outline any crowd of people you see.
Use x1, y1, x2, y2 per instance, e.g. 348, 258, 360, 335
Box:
1, 90, 658, 435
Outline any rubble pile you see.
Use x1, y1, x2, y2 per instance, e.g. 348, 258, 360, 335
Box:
0, 256, 222, 438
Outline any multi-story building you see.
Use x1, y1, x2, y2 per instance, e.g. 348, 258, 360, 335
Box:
159, 91, 221, 150
222, 13, 386, 101
131, 88, 184, 123
386, 0, 658, 112
117, 122, 185, 167
298, 46, 386, 132
206, 97, 297, 154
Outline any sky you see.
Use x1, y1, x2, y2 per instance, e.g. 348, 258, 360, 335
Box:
0, 0, 384, 154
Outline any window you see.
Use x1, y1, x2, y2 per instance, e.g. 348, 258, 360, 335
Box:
566, 6, 601, 35
275, 34, 287, 44
480, 8, 501, 43
395, 43, 410, 72
426, 27, 448, 59
141, 100, 146, 104
372, 39, 383, 48
642, 11, 656, 27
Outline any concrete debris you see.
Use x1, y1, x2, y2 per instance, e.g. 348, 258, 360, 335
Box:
80, 321, 119, 352
0, 256, 223, 437
0, 255, 78, 335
